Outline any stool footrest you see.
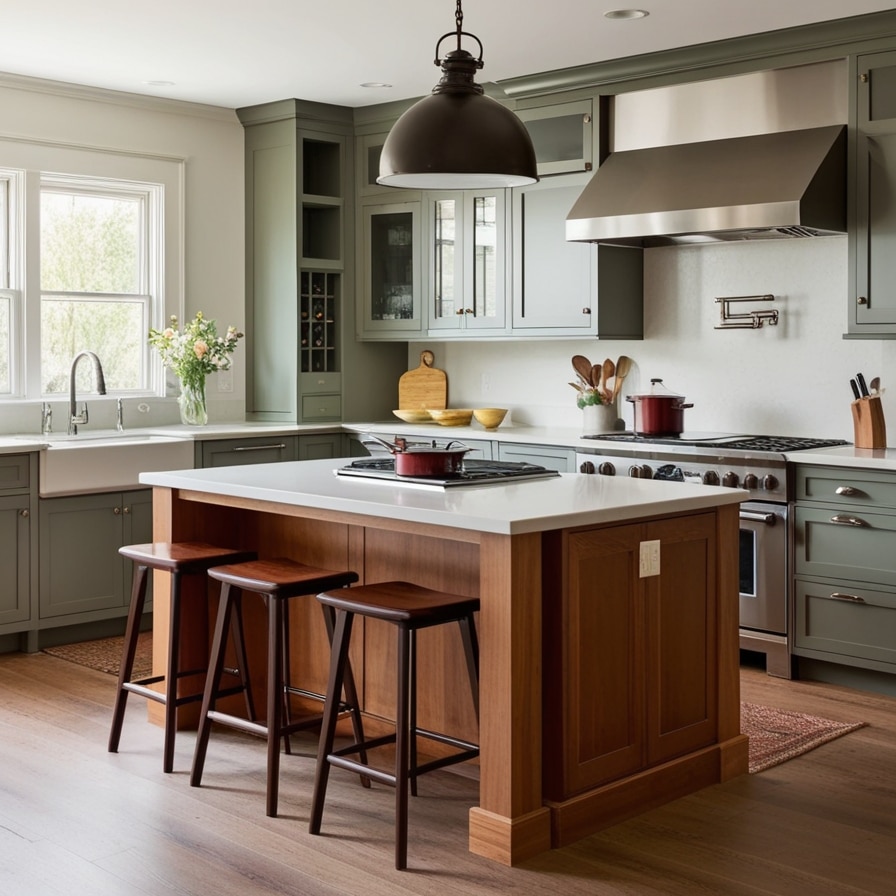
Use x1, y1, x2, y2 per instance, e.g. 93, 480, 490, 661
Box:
207, 711, 268, 739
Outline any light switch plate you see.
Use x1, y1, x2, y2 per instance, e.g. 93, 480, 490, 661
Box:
639, 539, 661, 578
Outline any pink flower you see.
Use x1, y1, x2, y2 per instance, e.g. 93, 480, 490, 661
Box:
163, 328, 175, 339
193, 340, 208, 359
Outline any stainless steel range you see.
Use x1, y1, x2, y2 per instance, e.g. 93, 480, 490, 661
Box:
576, 432, 848, 678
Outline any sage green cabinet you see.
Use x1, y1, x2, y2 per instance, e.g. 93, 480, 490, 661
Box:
497, 442, 575, 472
849, 50, 896, 335
39, 489, 152, 623
0, 454, 36, 632
516, 98, 595, 177
510, 173, 643, 337
425, 189, 508, 334
793, 464, 896, 674
198, 435, 299, 468
238, 100, 407, 419
358, 198, 424, 337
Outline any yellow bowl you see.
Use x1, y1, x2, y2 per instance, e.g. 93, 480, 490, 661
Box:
473, 407, 508, 430
392, 408, 432, 424
427, 408, 474, 427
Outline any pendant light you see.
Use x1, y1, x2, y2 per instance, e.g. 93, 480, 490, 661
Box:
377, 0, 538, 189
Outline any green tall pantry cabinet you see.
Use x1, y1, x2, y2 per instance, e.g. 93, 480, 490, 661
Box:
237, 100, 407, 423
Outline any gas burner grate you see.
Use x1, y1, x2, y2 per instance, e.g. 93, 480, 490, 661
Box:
719, 436, 849, 452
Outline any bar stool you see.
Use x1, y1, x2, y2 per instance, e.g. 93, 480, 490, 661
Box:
309, 580, 480, 871
108, 542, 257, 773
190, 557, 366, 818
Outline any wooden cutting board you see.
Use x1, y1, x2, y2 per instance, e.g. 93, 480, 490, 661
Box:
398, 350, 447, 410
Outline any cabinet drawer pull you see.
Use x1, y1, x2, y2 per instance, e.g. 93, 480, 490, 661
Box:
231, 443, 287, 452
829, 514, 869, 527
835, 486, 863, 497
829, 592, 867, 604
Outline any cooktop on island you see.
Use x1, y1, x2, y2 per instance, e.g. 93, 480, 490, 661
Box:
336, 458, 560, 487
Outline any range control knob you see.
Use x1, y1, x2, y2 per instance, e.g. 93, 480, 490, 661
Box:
743, 473, 758, 490
722, 471, 740, 488
762, 474, 780, 492
579, 460, 595, 474
598, 461, 616, 476
640, 464, 653, 479
702, 470, 720, 486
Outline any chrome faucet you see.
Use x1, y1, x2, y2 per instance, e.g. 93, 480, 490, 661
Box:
68, 351, 106, 435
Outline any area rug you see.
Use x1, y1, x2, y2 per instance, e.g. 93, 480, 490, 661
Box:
742, 702, 866, 773
42, 632, 153, 680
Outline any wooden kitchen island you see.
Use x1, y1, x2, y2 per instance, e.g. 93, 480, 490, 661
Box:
140, 459, 748, 866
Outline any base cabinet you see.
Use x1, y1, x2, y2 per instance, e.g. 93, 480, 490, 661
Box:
543, 512, 718, 800
0, 454, 37, 632
38, 490, 152, 624
793, 464, 896, 673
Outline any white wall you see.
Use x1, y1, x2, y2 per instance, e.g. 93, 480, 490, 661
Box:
0, 77, 245, 431
418, 235, 896, 441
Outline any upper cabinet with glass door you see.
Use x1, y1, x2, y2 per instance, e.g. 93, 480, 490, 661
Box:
426, 190, 508, 334
516, 99, 594, 176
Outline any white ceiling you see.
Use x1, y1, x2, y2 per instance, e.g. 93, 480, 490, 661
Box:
3, 1, 895, 110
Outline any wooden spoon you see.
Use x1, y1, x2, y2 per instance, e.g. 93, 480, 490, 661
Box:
591, 364, 603, 392
602, 358, 615, 391
612, 355, 633, 402
572, 355, 593, 387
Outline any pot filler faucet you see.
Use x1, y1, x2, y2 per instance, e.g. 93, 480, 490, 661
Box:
68, 350, 106, 435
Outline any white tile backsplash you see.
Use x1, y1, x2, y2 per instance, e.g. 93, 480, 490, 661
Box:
416, 235, 891, 442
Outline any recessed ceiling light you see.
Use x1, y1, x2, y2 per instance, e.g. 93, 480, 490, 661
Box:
604, 9, 649, 20
361, 82, 393, 89
143, 80, 175, 87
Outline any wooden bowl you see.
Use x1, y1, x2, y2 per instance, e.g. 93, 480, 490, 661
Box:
473, 408, 508, 430
427, 408, 474, 427
393, 408, 432, 424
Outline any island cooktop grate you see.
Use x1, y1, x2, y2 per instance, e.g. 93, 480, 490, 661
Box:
336, 458, 560, 487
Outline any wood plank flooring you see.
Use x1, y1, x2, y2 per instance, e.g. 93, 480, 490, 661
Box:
1, 651, 894, 895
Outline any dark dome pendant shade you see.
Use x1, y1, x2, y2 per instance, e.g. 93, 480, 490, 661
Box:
377, 0, 538, 189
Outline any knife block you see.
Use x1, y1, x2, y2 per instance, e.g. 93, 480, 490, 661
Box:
851, 395, 887, 449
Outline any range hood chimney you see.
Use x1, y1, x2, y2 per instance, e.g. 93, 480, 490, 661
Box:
566, 124, 846, 247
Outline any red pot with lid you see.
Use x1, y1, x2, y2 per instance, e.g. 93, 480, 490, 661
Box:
362, 434, 472, 477
626, 379, 694, 435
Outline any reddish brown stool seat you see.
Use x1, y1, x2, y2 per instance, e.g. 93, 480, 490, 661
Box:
108, 542, 257, 773
309, 580, 480, 871
190, 557, 365, 818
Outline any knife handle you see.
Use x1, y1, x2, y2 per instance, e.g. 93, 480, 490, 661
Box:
850, 379, 861, 400
856, 373, 870, 397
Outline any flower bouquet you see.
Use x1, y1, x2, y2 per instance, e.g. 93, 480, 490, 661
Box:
149, 311, 243, 425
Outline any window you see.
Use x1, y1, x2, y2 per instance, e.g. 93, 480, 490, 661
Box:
0, 140, 181, 403
40, 176, 160, 394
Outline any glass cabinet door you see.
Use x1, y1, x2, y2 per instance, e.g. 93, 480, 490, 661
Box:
360, 200, 422, 334
428, 190, 506, 332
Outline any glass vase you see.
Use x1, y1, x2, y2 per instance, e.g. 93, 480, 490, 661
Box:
178, 378, 208, 426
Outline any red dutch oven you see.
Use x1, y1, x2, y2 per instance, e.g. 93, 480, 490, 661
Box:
626, 379, 694, 435
364, 434, 472, 477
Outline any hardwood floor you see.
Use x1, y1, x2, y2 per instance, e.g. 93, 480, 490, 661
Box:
1, 651, 894, 895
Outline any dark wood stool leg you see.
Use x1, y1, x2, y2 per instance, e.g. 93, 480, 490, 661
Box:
395, 623, 411, 871
281, 600, 293, 755
108, 563, 149, 754
320, 604, 370, 785
409, 629, 418, 798
266, 594, 284, 817
309, 608, 355, 835
230, 595, 256, 722
190, 582, 236, 787
162, 571, 183, 774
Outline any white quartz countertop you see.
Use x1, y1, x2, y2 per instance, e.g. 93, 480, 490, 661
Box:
784, 444, 896, 471
139, 456, 745, 536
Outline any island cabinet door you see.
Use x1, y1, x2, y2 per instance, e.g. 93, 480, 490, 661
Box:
643, 513, 718, 767
543, 523, 645, 798
542, 512, 719, 801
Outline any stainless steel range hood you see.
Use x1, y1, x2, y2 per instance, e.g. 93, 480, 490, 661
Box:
566, 124, 846, 247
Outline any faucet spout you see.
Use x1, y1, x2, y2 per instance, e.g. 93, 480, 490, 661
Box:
68, 351, 107, 435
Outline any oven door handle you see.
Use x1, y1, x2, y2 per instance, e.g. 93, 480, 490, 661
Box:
739, 510, 777, 525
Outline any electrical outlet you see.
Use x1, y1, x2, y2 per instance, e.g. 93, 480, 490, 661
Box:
639, 540, 661, 578
481, 372, 491, 395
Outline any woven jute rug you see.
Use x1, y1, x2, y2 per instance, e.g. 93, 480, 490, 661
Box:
42, 631, 153, 680
742, 701, 866, 773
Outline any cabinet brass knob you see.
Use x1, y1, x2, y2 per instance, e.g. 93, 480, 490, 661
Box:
113, 506, 121, 515
123, 506, 131, 514
582, 307, 592, 315
857, 296, 868, 305
20, 509, 29, 518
